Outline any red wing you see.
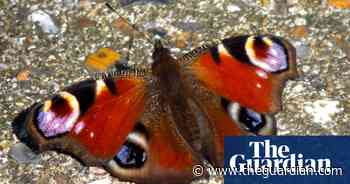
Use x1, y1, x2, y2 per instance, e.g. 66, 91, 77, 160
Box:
178, 35, 297, 166
193, 94, 244, 166
105, 93, 204, 184
12, 70, 149, 163
182, 35, 297, 113
68, 77, 147, 159
13, 70, 203, 184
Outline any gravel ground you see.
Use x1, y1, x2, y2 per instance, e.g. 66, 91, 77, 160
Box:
0, 0, 349, 184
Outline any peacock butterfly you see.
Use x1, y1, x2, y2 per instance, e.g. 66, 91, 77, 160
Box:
12, 34, 297, 183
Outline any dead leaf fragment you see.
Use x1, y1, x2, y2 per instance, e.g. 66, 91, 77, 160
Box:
25, 36, 33, 45
291, 25, 309, 38
16, 70, 30, 81
78, 17, 96, 28
113, 17, 135, 34
85, 48, 121, 71
328, 0, 350, 8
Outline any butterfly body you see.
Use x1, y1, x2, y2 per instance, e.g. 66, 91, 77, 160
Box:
12, 35, 297, 184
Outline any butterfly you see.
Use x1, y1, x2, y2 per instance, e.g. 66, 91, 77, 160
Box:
12, 34, 297, 184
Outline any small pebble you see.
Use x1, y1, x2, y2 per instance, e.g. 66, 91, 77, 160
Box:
227, 4, 241, 12
9, 143, 40, 164
28, 10, 59, 34
0, 63, 8, 71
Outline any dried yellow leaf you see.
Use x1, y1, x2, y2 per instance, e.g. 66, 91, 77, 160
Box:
291, 26, 309, 38
328, 0, 350, 8
85, 48, 121, 71
16, 70, 30, 81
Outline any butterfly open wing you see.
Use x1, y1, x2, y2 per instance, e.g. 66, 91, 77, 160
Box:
12, 71, 147, 164
182, 35, 297, 113
12, 70, 202, 184
178, 35, 297, 166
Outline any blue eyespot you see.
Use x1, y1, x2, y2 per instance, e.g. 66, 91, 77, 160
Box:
221, 98, 276, 135
114, 141, 147, 168
238, 107, 266, 133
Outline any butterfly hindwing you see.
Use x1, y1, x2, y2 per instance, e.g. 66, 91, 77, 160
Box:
105, 91, 204, 183
12, 70, 148, 164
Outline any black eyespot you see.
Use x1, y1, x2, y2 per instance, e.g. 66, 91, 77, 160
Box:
114, 141, 147, 168
238, 107, 266, 133
113, 123, 148, 168
221, 98, 276, 135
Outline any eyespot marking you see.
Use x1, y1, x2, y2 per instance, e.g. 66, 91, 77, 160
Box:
36, 91, 80, 138
245, 36, 288, 72
111, 123, 148, 169
221, 98, 276, 135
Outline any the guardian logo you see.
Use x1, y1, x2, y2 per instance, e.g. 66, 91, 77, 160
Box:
224, 137, 345, 183
229, 139, 331, 171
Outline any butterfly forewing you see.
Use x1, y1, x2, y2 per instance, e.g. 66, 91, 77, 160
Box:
12, 70, 149, 164
181, 35, 297, 114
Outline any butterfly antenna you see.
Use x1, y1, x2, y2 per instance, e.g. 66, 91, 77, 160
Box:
105, 2, 153, 44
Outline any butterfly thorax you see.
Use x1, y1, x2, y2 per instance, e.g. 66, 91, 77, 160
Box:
151, 41, 182, 98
